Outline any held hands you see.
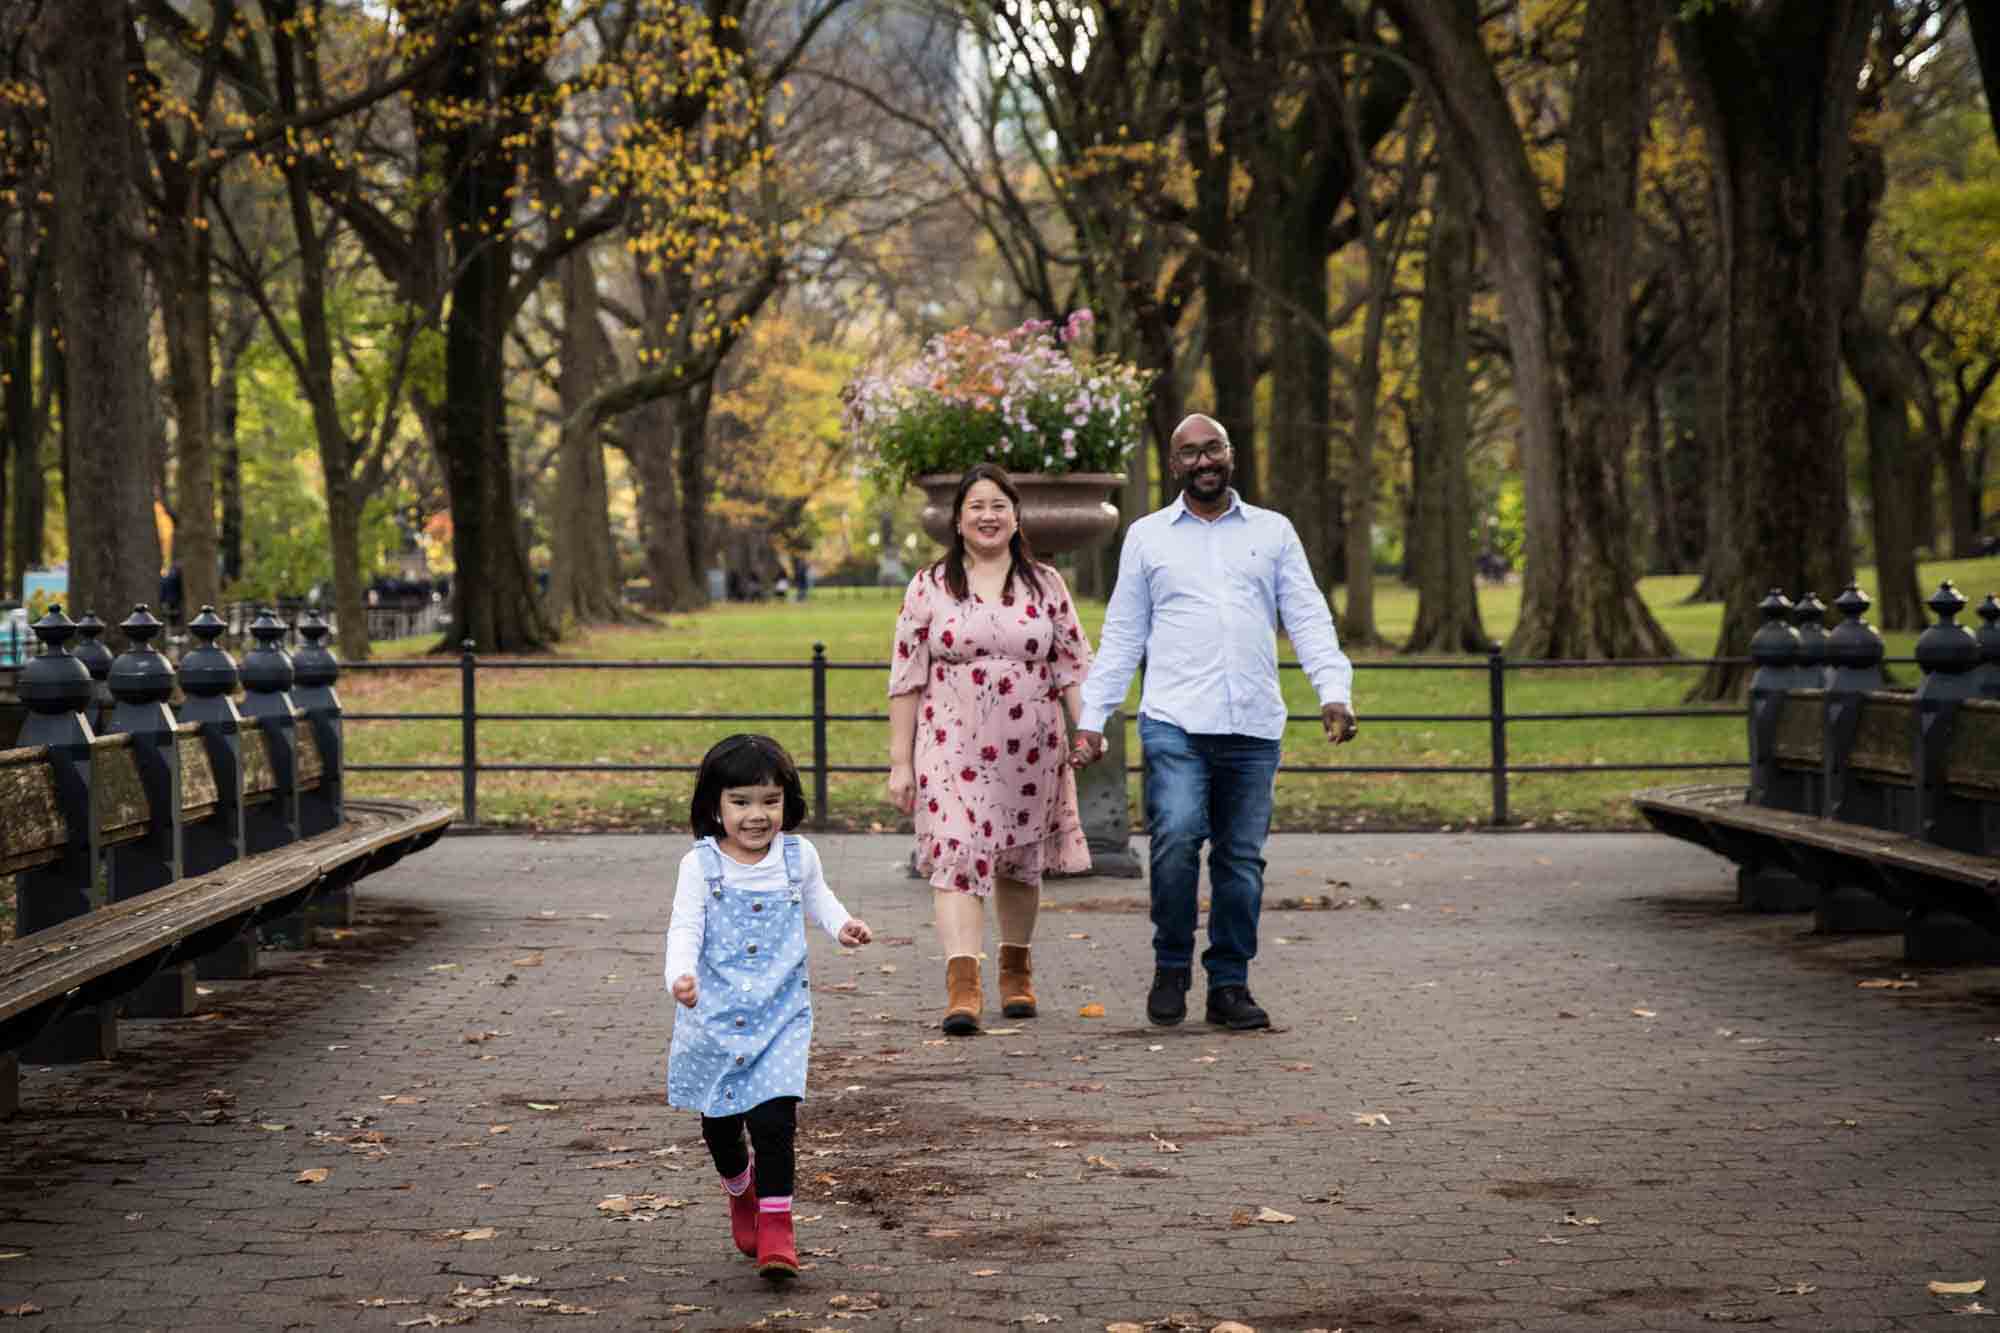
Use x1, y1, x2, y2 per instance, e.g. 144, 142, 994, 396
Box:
1322, 702, 1360, 745
887, 762, 917, 816
838, 918, 874, 948
1069, 729, 1105, 768
671, 973, 698, 1008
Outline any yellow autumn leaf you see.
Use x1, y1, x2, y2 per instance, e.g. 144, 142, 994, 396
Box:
296, 1168, 330, 1184
1930, 1279, 1987, 1295
1078, 1003, 1105, 1018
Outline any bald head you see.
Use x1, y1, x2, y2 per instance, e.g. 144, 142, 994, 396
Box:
1170, 413, 1230, 451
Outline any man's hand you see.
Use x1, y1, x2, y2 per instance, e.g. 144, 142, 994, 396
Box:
838, 918, 873, 948
886, 762, 917, 815
1322, 702, 1359, 745
671, 973, 698, 1007
1070, 729, 1105, 768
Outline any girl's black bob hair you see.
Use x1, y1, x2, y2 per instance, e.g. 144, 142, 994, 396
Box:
690, 734, 808, 838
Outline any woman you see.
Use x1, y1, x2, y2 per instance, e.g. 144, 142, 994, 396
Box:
887, 464, 1093, 1034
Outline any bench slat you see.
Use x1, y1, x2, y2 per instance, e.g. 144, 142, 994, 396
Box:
0, 745, 64, 874
1634, 783, 1999, 894
1773, 691, 1824, 768
296, 724, 324, 791
1946, 702, 2000, 800
1847, 693, 1915, 781
176, 726, 220, 821
90, 734, 153, 848
0, 799, 452, 1032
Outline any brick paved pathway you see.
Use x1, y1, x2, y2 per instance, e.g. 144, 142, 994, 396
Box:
2, 832, 1997, 1331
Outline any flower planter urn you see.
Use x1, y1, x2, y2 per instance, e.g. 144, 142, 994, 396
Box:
916, 472, 1126, 556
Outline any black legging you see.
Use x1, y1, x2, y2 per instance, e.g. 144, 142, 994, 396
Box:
700, 1096, 798, 1199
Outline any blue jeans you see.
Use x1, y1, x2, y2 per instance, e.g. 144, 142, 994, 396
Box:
1139, 716, 1281, 990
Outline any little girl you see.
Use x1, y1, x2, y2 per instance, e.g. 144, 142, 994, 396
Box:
665, 735, 871, 1279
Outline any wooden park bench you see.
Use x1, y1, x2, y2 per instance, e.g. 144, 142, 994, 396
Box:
1, 606, 449, 1116
1635, 583, 2000, 962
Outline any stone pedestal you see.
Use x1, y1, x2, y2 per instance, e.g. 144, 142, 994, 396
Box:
122, 964, 198, 1019
196, 929, 259, 980
1815, 881, 1906, 934
23, 1003, 116, 1066
1905, 912, 2000, 964
1736, 865, 1818, 913
1068, 710, 1142, 879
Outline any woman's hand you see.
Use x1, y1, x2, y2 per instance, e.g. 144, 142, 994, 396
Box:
671, 973, 698, 1007
887, 761, 918, 815
838, 918, 874, 948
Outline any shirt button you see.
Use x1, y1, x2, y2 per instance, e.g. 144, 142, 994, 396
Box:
735, 1017, 745, 1027
752, 902, 763, 912
735, 1055, 745, 1066
711, 889, 722, 899
747, 944, 758, 955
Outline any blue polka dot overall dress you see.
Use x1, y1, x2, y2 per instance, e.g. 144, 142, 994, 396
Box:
666, 835, 813, 1116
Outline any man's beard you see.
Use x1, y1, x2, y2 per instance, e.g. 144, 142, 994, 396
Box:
1180, 461, 1231, 500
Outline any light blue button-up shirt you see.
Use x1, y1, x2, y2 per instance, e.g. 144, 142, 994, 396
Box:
1078, 490, 1352, 740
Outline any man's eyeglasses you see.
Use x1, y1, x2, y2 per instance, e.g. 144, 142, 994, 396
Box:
1172, 439, 1229, 466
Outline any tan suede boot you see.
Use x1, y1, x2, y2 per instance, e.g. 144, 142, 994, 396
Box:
942, 955, 983, 1035
998, 944, 1037, 1018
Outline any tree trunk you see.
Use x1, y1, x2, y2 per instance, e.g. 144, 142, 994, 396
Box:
549, 247, 627, 627
1385, 0, 1671, 660
1676, 0, 1870, 697
1846, 327, 1924, 630
1266, 232, 1332, 590
157, 217, 219, 624
36, 0, 161, 636
1406, 156, 1490, 654
1205, 261, 1260, 504
214, 310, 252, 588
13, 312, 55, 594
624, 399, 702, 612
427, 14, 551, 654
675, 379, 717, 602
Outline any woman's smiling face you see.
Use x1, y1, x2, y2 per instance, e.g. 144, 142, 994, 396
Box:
958, 479, 1017, 558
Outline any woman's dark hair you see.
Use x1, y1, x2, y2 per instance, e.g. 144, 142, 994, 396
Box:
934, 463, 1046, 602
690, 734, 807, 838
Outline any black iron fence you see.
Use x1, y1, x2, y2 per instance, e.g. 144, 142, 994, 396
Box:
339, 643, 1773, 827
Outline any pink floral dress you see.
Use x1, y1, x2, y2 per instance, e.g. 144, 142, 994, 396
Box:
889, 564, 1094, 896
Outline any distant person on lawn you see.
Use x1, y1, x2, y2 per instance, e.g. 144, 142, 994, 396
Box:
1070, 413, 1358, 1031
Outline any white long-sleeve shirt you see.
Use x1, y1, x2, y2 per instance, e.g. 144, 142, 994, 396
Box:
1078, 490, 1353, 739
662, 837, 853, 986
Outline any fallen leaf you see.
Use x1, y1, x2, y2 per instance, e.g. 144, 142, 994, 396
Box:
1698, 1311, 1772, 1324
1631, 1008, 1657, 1018
1066, 931, 1089, 940
296, 1168, 330, 1184
1150, 1133, 1181, 1154
1253, 1207, 1296, 1224
488, 1125, 511, 1135
1105, 1325, 1145, 1333
1066, 1083, 1105, 1093
0, 1253, 23, 1261
356, 1297, 421, 1307
461, 1228, 497, 1241
396, 1316, 473, 1328
1560, 1212, 1602, 1227
511, 953, 544, 966
1537, 1234, 1571, 1245
526, 1102, 562, 1111
1279, 1063, 1313, 1073
380, 1094, 426, 1105
1084, 1154, 1120, 1170
1933, 1281, 1990, 1296
1772, 1282, 1818, 1295
0, 1305, 42, 1318
972, 1268, 1001, 1277
878, 963, 898, 974
429, 963, 461, 972
984, 1027, 1023, 1036
1212, 1323, 1258, 1333
1859, 978, 1918, 990
1008, 1316, 1062, 1326
1078, 1003, 1105, 1018
1953, 1302, 1994, 1316
1352, 1113, 1391, 1127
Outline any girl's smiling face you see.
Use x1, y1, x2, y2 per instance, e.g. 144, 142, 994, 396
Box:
717, 781, 786, 859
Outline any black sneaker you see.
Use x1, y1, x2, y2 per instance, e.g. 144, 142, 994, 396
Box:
1146, 967, 1191, 1026
1205, 985, 1270, 1031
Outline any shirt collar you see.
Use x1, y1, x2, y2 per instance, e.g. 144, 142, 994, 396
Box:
1168, 488, 1246, 524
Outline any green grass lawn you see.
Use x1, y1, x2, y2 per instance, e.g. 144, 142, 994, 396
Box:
339, 555, 2000, 834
